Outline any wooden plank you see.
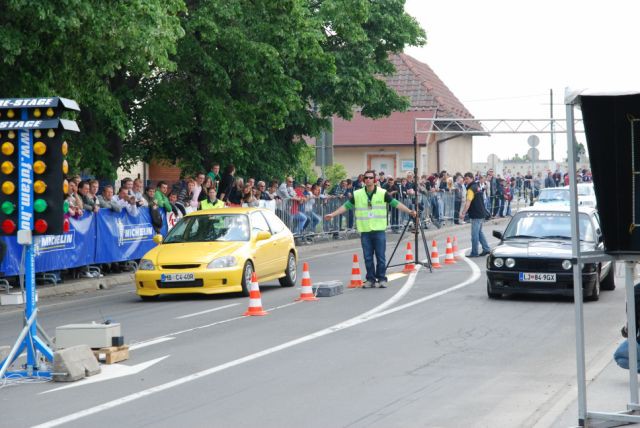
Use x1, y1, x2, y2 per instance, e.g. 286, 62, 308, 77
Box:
93, 345, 129, 364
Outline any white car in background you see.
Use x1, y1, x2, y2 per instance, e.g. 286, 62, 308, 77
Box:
534, 188, 570, 206
564, 183, 597, 208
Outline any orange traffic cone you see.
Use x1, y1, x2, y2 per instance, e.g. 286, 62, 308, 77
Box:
296, 262, 318, 301
445, 237, 456, 265
403, 242, 417, 273
349, 254, 363, 288
452, 236, 462, 260
244, 272, 268, 316
431, 240, 442, 268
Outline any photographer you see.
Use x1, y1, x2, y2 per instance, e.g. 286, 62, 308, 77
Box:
114, 186, 139, 216
614, 283, 640, 371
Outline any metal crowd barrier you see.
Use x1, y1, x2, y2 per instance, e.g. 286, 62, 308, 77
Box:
270, 197, 354, 241
257, 189, 520, 243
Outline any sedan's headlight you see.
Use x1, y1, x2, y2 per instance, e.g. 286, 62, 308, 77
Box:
562, 260, 573, 270
207, 256, 237, 269
505, 258, 516, 268
493, 257, 504, 268
139, 259, 155, 270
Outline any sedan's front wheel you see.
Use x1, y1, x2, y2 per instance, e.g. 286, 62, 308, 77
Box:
241, 261, 255, 297
585, 274, 600, 302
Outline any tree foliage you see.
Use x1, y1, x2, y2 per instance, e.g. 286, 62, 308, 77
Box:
0, 0, 184, 178
325, 163, 348, 184
134, 0, 425, 179
0, 0, 425, 180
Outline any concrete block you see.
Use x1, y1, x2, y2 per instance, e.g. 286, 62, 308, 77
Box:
312, 280, 343, 297
53, 345, 101, 382
0, 291, 38, 306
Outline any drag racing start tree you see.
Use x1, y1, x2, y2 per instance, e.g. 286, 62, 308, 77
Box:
0, 98, 79, 236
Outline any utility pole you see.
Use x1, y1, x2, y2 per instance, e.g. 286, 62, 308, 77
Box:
550, 88, 555, 161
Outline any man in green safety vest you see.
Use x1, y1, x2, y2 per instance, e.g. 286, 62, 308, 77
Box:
325, 170, 416, 288
200, 187, 225, 210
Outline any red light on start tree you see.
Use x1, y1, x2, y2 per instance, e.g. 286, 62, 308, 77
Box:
62, 218, 70, 233
34, 219, 48, 234
1, 219, 16, 234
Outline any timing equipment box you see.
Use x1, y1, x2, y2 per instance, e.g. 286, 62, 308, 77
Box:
55, 323, 121, 349
312, 280, 343, 297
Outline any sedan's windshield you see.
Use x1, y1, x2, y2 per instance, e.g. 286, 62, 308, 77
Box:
537, 189, 570, 203
164, 214, 250, 243
503, 211, 595, 242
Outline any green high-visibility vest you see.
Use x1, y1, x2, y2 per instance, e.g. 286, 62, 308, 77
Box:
201, 199, 224, 210
354, 188, 387, 232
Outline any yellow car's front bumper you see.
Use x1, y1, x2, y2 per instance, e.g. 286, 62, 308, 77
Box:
135, 266, 244, 296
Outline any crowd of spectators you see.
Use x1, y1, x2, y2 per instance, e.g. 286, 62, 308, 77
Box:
60, 162, 591, 276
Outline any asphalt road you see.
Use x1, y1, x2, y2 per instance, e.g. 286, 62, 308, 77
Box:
0, 221, 630, 427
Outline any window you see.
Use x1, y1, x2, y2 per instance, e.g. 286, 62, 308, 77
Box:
262, 210, 286, 234
250, 212, 270, 234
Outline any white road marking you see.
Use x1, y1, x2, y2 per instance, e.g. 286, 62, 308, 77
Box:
126, 302, 301, 352
174, 303, 240, 320
129, 337, 175, 351
34, 255, 480, 428
41, 356, 170, 394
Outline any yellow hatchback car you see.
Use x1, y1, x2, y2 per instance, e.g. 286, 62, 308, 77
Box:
135, 207, 297, 300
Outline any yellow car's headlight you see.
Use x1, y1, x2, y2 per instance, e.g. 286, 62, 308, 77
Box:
207, 256, 237, 269
139, 259, 155, 270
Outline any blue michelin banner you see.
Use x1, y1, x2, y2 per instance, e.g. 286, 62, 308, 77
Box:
34, 212, 95, 272
0, 207, 166, 276
95, 207, 166, 264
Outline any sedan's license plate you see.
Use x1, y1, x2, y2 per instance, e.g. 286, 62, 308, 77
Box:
519, 272, 556, 282
161, 273, 195, 282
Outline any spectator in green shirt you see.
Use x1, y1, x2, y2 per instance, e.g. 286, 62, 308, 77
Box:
154, 181, 172, 212
207, 163, 222, 191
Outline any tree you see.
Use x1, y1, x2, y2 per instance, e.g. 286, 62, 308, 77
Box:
0, 1, 185, 179
133, 0, 426, 179
325, 163, 348, 184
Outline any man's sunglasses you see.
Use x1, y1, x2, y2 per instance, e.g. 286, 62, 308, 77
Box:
364, 176, 375, 179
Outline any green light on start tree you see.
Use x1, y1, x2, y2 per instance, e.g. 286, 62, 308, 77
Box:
34, 199, 47, 213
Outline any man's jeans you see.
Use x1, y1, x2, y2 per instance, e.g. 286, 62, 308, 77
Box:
614, 339, 640, 372
360, 230, 387, 282
305, 212, 321, 233
470, 218, 490, 256
293, 212, 308, 235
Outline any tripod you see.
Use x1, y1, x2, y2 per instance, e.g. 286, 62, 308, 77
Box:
386, 212, 433, 273
386, 134, 433, 273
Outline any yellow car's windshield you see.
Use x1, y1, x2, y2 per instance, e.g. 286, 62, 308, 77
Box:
164, 214, 250, 243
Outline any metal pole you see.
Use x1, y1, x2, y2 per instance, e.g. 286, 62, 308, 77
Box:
413, 134, 419, 262
626, 261, 639, 405
550, 89, 555, 161
567, 102, 587, 426
319, 129, 325, 180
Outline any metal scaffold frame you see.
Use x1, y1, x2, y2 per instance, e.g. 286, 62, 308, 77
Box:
565, 89, 640, 427
414, 117, 584, 135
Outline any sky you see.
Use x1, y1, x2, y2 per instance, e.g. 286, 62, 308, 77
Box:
403, 0, 640, 164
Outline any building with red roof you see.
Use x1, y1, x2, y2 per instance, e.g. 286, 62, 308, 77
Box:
323, 53, 482, 179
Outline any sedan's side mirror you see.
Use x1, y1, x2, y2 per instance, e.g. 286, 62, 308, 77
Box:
492, 230, 503, 240
153, 234, 163, 245
256, 230, 272, 241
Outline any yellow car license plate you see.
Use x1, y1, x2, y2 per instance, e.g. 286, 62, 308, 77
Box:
161, 273, 195, 282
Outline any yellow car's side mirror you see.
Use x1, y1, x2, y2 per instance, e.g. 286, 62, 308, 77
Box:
255, 231, 271, 241
153, 234, 163, 245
